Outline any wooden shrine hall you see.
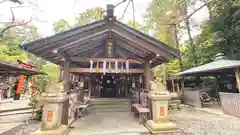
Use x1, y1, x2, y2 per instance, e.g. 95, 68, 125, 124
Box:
20, 4, 180, 98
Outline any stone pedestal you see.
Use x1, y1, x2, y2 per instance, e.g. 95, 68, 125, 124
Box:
145, 91, 178, 133
32, 92, 69, 135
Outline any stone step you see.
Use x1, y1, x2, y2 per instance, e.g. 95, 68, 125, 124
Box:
0, 106, 32, 113
90, 98, 129, 104
0, 109, 33, 116
91, 104, 130, 109
90, 107, 130, 112
90, 106, 131, 111
90, 100, 130, 105
90, 98, 129, 102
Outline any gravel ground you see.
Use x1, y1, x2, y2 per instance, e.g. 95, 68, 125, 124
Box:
168, 107, 240, 135
0, 120, 40, 135
0, 113, 40, 135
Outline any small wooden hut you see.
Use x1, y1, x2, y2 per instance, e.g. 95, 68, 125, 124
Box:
180, 56, 240, 118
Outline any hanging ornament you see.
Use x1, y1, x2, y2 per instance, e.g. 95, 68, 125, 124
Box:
108, 62, 112, 72
103, 61, 106, 75
90, 60, 93, 73
96, 62, 100, 72
115, 60, 118, 74
126, 60, 129, 73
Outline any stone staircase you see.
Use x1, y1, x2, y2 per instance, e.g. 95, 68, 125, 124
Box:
89, 98, 131, 113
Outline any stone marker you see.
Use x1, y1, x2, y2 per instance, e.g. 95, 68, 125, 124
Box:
145, 79, 178, 133
31, 82, 69, 135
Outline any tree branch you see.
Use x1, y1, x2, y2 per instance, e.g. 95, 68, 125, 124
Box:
0, 0, 8, 4
0, 16, 33, 37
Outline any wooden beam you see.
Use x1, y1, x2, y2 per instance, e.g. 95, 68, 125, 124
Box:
52, 49, 70, 61
116, 50, 144, 63
116, 46, 145, 62
111, 25, 175, 60
92, 50, 103, 57
115, 39, 149, 54
66, 42, 102, 56
116, 50, 127, 58
71, 48, 101, 58
58, 30, 108, 50
60, 34, 107, 50
116, 42, 146, 56
70, 57, 141, 63
70, 68, 144, 73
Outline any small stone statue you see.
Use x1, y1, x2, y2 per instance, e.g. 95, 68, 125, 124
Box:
150, 77, 168, 95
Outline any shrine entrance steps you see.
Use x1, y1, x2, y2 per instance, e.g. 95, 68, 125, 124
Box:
89, 98, 130, 113
68, 98, 148, 135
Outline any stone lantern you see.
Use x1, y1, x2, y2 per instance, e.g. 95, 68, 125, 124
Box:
32, 82, 69, 135
145, 79, 178, 133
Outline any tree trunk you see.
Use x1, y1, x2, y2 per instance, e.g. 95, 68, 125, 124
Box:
182, 0, 197, 66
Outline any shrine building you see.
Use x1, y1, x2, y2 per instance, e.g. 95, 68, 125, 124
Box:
20, 4, 180, 99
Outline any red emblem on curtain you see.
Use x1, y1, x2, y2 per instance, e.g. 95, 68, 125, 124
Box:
160, 107, 164, 116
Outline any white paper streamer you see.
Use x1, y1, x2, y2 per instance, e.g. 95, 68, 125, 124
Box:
121, 62, 124, 71
103, 61, 106, 75
126, 60, 129, 72
90, 60, 93, 73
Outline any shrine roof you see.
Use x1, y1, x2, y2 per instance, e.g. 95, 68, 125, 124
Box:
20, 10, 179, 68
0, 61, 46, 76
180, 59, 240, 76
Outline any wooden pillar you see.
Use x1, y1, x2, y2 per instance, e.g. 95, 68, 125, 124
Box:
235, 68, 240, 93
59, 67, 63, 82
61, 61, 70, 126
144, 61, 151, 90
63, 61, 70, 91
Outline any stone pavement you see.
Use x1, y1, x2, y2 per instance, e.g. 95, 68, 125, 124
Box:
68, 106, 240, 135
68, 111, 148, 135
0, 98, 31, 113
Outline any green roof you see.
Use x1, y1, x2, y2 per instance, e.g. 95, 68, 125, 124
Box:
180, 59, 240, 75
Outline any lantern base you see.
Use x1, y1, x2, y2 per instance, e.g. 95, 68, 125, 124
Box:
145, 120, 178, 133
31, 125, 68, 135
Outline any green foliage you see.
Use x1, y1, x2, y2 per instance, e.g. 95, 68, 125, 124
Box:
75, 7, 104, 26
54, 19, 72, 33
211, 3, 240, 59
126, 20, 151, 34
145, 0, 240, 79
